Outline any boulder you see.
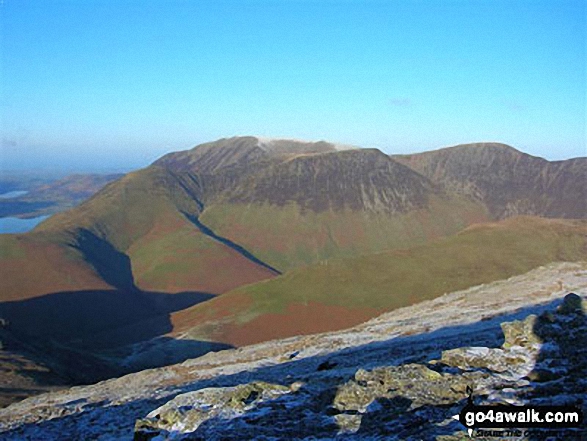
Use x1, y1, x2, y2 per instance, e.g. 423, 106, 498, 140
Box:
557, 292, 584, 314
501, 314, 540, 349
134, 381, 296, 440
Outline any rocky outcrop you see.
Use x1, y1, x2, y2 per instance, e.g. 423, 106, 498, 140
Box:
133, 381, 301, 440
328, 314, 544, 437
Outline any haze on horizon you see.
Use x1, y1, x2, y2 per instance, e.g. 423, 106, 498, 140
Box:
1, 0, 585, 172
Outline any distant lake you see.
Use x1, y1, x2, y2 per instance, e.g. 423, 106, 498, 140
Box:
0, 190, 29, 199
0, 215, 49, 234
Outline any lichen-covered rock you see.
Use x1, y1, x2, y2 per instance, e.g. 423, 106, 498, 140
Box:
439, 346, 535, 378
437, 315, 541, 379
333, 364, 473, 414
133, 381, 295, 440
330, 363, 513, 436
501, 314, 541, 349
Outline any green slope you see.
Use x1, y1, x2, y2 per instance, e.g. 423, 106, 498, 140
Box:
199, 195, 489, 272
172, 216, 587, 345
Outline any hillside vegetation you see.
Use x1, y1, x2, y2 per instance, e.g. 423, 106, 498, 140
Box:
172, 216, 587, 345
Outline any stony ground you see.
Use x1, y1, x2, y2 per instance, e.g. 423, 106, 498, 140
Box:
0, 261, 585, 440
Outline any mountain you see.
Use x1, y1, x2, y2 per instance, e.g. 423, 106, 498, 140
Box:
154, 136, 345, 173
393, 142, 587, 219
1, 137, 489, 302
159, 138, 490, 271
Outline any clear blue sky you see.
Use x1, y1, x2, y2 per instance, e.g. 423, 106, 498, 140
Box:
1, 0, 585, 171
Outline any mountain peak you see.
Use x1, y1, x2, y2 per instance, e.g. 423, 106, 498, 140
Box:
153, 136, 360, 174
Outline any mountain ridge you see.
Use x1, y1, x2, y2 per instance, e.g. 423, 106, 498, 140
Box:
393, 142, 586, 219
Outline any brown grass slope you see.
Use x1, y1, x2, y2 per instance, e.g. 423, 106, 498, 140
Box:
171, 216, 587, 346
393, 143, 587, 219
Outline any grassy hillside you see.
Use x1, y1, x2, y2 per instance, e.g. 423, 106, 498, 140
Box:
200, 195, 489, 271
172, 216, 587, 346
127, 217, 277, 293
1, 165, 279, 300
33, 166, 204, 251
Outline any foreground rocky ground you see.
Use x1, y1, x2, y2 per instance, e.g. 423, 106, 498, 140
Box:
0, 262, 585, 440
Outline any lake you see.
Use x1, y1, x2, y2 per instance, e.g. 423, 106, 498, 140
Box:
0, 215, 50, 234
0, 190, 29, 199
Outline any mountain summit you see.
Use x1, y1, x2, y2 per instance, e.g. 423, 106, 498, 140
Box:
153, 136, 349, 174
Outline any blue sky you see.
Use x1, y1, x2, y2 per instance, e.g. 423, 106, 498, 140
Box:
1, 0, 585, 171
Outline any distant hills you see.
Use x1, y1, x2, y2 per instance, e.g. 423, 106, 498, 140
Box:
0, 173, 122, 219
0, 136, 585, 405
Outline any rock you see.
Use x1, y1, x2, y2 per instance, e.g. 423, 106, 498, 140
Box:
440, 347, 501, 370
436, 314, 542, 380
333, 413, 362, 434
288, 350, 300, 359
558, 292, 584, 314
333, 364, 471, 414
526, 368, 560, 383
133, 381, 293, 439
501, 314, 540, 349
316, 360, 337, 371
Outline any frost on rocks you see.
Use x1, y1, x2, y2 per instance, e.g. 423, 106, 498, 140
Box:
134, 381, 298, 440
